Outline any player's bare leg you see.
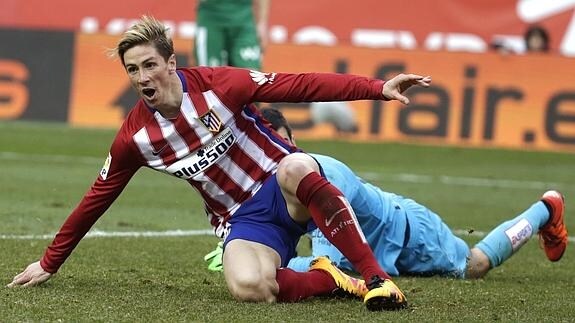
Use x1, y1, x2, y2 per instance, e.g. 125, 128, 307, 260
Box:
223, 239, 280, 303
466, 247, 491, 279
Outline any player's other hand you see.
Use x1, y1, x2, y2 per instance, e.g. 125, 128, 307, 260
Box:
382, 73, 431, 105
6, 261, 52, 288
204, 241, 224, 272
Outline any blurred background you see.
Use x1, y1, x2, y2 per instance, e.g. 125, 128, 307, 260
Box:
1, 0, 574, 153
2, 4, 574, 321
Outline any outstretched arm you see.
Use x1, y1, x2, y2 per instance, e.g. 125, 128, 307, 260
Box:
6, 134, 141, 287
206, 67, 432, 107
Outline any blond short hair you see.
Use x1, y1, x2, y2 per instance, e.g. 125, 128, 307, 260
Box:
115, 15, 174, 66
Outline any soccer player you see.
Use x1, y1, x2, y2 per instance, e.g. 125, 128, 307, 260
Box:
259, 108, 567, 278
7, 16, 432, 311
194, 0, 269, 69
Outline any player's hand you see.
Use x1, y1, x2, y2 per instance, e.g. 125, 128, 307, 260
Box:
6, 261, 52, 288
382, 74, 431, 105
203, 241, 224, 272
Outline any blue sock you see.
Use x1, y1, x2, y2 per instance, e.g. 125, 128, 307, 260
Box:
474, 201, 550, 268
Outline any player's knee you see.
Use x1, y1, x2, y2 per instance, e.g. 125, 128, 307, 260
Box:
226, 271, 277, 303
276, 154, 318, 187
466, 247, 491, 279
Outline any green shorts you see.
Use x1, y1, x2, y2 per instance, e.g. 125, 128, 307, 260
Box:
194, 20, 261, 69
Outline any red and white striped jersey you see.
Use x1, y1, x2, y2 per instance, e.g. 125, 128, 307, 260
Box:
41, 66, 386, 273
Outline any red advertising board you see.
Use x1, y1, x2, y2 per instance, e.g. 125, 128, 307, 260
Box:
62, 33, 575, 152
1, 0, 575, 153
264, 45, 575, 152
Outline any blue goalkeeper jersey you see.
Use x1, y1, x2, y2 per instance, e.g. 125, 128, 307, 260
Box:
288, 153, 409, 276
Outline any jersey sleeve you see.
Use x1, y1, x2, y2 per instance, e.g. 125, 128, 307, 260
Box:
256, 72, 387, 103
210, 67, 386, 106
40, 132, 142, 273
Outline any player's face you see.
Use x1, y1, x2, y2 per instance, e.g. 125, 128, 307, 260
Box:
123, 44, 176, 107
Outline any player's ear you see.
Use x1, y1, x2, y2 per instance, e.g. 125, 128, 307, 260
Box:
168, 54, 177, 73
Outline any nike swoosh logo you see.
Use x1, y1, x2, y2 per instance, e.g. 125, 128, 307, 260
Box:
151, 144, 169, 156
325, 208, 347, 227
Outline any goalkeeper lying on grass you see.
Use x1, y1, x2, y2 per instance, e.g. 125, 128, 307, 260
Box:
205, 108, 568, 279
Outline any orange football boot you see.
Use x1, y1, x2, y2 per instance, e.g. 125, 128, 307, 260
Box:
309, 256, 368, 299
538, 190, 568, 262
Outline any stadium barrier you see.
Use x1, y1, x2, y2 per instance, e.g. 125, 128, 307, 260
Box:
1, 29, 574, 153
0, 29, 74, 122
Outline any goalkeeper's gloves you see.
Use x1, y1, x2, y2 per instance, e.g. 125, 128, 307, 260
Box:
203, 241, 224, 272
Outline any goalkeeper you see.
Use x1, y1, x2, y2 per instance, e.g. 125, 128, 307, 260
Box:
206, 108, 567, 279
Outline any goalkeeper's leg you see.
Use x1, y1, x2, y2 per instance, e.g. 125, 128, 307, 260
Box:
469, 191, 565, 278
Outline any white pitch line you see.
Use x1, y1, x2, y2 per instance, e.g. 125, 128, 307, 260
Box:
360, 172, 564, 190
438, 176, 559, 190
1, 152, 571, 242
0, 229, 214, 240
1, 151, 568, 190
1, 228, 573, 243
0, 151, 103, 164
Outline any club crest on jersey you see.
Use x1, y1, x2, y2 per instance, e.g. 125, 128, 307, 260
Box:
199, 109, 223, 133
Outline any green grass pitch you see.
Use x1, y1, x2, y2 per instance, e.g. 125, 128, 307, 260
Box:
1, 121, 574, 321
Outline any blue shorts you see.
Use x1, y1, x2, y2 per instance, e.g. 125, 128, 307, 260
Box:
395, 198, 471, 278
224, 174, 316, 267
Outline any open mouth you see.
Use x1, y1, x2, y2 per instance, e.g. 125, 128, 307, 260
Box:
142, 88, 156, 100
